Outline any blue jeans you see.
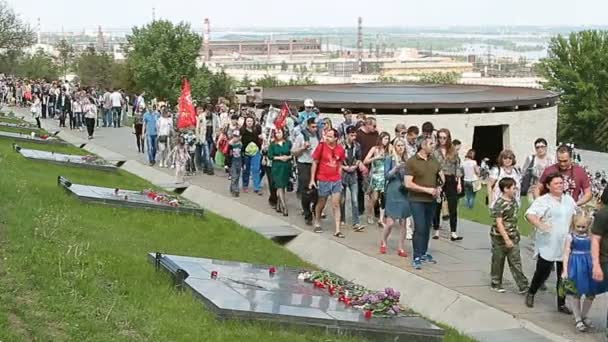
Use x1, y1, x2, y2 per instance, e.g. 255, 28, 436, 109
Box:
464, 181, 476, 209
230, 157, 242, 193
199, 142, 213, 171
103, 108, 112, 127
242, 152, 262, 191
146, 135, 157, 163
340, 182, 360, 225
112, 106, 121, 127
410, 201, 437, 259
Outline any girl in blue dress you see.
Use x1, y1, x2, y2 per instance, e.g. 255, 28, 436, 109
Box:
562, 212, 603, 332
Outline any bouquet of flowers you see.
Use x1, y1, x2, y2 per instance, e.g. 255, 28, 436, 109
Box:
558, 278, 578, 297
80, 155, 107, 165
300, 270, 407, 317
142, 189, 180, 207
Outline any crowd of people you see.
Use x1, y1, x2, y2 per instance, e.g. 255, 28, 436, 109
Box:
1, 77, 149, 140
10, 76, 608, 334
133, 97, 608, 333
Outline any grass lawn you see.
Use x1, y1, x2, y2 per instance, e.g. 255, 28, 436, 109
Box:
0, 125, 47, 135
0, 116, 25, 124
458, 188, 533, 236
0, 139, 475, 342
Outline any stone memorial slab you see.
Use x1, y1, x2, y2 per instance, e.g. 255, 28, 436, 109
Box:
0, 121, 40, 129
150, 253, 444, 341
14, 144, 123, 171
58, 176, 204, 216
0, 130, 67, 145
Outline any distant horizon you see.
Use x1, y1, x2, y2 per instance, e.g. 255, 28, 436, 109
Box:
34, 24, 608, 33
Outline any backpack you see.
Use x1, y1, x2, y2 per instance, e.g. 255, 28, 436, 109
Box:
520, 155, 536, 196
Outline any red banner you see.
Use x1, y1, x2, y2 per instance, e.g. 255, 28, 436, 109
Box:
275, 102, 290, 130
177, 78, 197, 129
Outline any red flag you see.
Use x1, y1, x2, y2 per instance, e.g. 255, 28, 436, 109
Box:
177, 78, 197, 129
275, 102, 290, 130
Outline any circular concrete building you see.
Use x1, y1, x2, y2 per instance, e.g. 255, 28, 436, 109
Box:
262, 83, 560, 164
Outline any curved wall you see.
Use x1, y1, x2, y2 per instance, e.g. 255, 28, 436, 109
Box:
324, 106, 558, 164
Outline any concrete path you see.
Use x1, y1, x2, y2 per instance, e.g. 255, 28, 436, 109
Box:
17, 111, 608, 342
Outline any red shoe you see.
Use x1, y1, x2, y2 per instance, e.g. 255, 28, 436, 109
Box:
380, 244, 387, 254
397, 249, 408, 258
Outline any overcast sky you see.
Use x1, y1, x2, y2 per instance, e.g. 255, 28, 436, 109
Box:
8, 0, 608, 31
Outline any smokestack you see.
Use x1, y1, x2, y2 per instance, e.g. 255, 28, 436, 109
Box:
203, 18, 210, 61
36, 18, 41, 44
357, 17, 363, 74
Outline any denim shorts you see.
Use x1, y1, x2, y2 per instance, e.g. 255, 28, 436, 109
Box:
318, 180, 342, 197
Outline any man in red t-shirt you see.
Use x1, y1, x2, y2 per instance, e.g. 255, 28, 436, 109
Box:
534, 145, 592, 205
310, 128, 347, 237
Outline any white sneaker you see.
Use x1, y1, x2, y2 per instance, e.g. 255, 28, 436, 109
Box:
159, 162, 164, 168
406, 232, 413, 240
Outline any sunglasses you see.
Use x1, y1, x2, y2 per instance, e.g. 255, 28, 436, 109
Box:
535, 145, 546, 149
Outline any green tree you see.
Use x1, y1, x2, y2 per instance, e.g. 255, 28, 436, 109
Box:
419, 72, 460, 84
17, 49, 59, 80
256, 75, 284, 88
110, 61, 137, 94
538, 30, 608, 151
208, 69, 236, 104
56, 39, 74, 80
240, 74, 253, 88
0, 1, 35, 52
377, 76, 399, 83
125, 20, 202, 102
73, 46, 113, 88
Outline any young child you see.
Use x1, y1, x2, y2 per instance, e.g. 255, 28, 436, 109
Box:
562, 212, 601, 332
228, 130, 243, 197
490, 177, 529, 293
170, 136, 190, 184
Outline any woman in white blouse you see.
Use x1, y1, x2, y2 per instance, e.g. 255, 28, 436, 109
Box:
487, 149, 521, 208
157, 109, 174, 168
524, 172, 577, 314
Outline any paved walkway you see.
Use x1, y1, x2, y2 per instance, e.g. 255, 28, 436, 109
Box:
21, 112, 608, 341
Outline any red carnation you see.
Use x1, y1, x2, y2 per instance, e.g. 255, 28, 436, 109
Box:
364, 310, 373, 319
269, 266, 277, 274
210, 271, 218, 279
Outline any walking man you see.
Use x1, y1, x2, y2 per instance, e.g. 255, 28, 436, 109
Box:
143, 108, 159, 166
406, 136, 443, 270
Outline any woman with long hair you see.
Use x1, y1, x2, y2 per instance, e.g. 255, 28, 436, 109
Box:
364, 131, 390, 226
133, 107, 145, 153
432, 128, 464, 241
268, 129, 293, 216
463, 149, 481, 209
487, 149, 521, 208
83, 96, 97, 139
380, 137, 411, 256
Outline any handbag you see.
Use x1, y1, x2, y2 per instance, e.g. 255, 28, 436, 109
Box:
472, 179, 482, 192
520, 155, 536, 196
158, 135, 168, 144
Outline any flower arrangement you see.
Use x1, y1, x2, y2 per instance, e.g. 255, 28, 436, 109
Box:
142, 189, 180, 207
558, 278, 578, 297
300, 270, 406, 318
80, 155, 107, 165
